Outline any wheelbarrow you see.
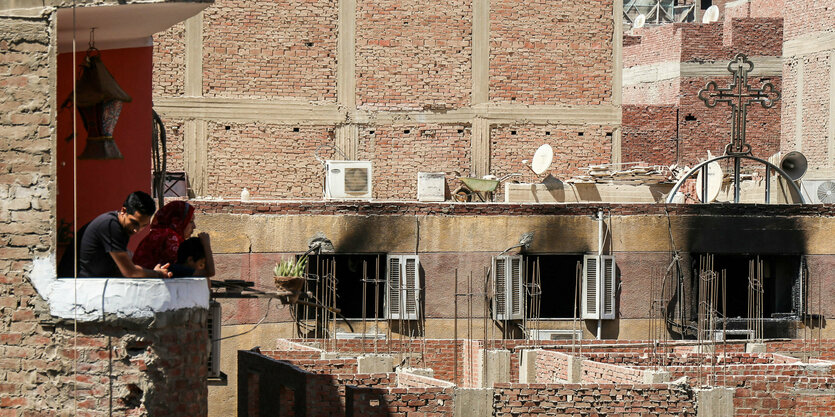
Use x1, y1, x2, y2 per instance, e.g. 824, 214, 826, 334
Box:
454, 174, 521, 202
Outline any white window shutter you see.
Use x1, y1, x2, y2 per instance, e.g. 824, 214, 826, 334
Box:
403, 255, 420, 320
509, 256, 524, 320
493, 256, 524, 320
386, 256, 401, 319
601, 255, 616, 320
582, 255, 600, 320
386, 255, 420, 320
492, 257, 507, 320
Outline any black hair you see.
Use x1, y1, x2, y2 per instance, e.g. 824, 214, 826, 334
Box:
177, 237, 205, 264
123, 191, 156, 216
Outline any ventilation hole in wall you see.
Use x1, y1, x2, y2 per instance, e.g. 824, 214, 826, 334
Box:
577, 132, 584, 136
606, 132, 613, 137
225, 126, 231, 131
305, 42, 313, 47
369, 130, 375, 135
511, 97, 516, 101
545, 131, 551, 136
125, 340, 152, 356
457, 129, 464, 134
404, 129, 411, 134
293, 127, 300, 133
124, 384, 143, 409
685, 114, 697, 121
511, 130, 517, 135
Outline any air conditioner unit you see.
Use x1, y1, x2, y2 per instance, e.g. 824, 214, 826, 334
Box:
325, 160, 372, 200
208, 301, 221, 378
800, 179, 835, 204
527, 329, 583, 341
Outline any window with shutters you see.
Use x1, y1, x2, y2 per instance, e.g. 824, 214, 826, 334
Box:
386, 255, 421, 320
493, 255, 524, 320
582, 255, 617, 320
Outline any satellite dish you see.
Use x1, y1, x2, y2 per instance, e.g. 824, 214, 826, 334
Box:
695, 160, 723, 202
531, 144, 554, 175
633, 14, 646, 29
702, 5, 719, 24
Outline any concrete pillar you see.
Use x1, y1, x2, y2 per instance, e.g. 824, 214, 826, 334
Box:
746, 343, 767, 354
357, 354, 393, 374
642, 370, 671, 384
566, 355, 583, 383
519, 349, 541, 384
695, 387, 735, 417
184, 12, 203, 97
482, 349, 510, 387
453, 388, 493, 417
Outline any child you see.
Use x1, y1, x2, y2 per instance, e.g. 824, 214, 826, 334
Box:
172, 233, 215, 279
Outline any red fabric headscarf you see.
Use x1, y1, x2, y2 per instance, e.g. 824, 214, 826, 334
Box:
133, 201, 195, 269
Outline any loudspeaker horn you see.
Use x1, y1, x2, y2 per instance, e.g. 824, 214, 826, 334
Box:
780, 151, 807, 180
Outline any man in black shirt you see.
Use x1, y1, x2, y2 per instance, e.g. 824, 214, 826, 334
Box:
76, 191, 172, 278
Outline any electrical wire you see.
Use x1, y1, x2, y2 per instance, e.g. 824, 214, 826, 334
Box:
71, 2, 79, 415
213, 298, 273, 342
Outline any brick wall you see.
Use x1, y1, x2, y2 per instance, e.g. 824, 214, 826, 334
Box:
152, 22, 184, 97
356, 125, 471, 200
493, 383, 697, 416
202, 0, 337, 101
581, 359, 645, 383
206, 123, 336, 198
534, 350, 571, 383
621, 105, 678, 165
623, 24, 683, 68
489, 0, 614, 105
779, 0, 834, 175
346, 386, 454, 417
356, 0, 472, 110
490, 124, 613, 180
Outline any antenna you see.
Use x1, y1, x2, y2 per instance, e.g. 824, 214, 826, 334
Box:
530, 144, 554, 175
702, 5, 719, 24
633, 14, 646, 29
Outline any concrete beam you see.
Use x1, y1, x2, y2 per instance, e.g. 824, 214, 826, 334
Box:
784, 31, 835, 57
623, 57, 783, 86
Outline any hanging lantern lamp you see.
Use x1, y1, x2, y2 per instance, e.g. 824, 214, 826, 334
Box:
66, 30, 133, 160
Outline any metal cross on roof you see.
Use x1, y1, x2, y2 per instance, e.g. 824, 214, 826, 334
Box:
697, 53, 781, 155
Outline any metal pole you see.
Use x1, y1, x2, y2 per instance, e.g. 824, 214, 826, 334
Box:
734, 156, 741, 203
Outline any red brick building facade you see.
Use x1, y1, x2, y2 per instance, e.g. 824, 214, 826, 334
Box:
153, 0, 622, 200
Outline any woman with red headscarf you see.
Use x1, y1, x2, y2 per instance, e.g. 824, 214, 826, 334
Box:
133, 201, 195, 270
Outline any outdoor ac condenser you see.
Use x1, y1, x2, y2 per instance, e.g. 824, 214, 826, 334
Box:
325, 160, 372, 200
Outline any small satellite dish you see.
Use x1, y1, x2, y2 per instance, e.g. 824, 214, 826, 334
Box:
531, 144, 554, 175
702, 5, 719, 24
695, 160, 723, 202
633, 14, 646, 29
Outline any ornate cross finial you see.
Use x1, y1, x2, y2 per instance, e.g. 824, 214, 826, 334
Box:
697, 53, 781, 155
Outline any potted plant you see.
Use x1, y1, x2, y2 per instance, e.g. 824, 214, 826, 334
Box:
274, 255, 308, 301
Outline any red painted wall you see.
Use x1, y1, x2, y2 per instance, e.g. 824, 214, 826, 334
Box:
56, 46, 153, 251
